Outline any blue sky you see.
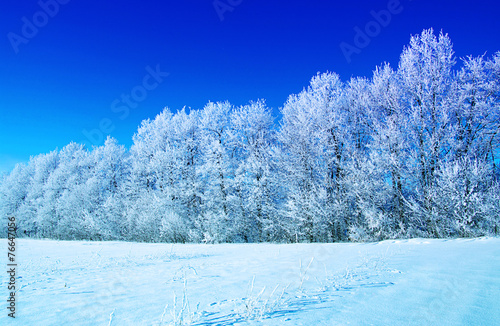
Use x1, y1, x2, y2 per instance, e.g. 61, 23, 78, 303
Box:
1, 0, 500, 174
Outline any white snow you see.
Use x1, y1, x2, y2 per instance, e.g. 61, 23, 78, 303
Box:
1, 237, 499, 325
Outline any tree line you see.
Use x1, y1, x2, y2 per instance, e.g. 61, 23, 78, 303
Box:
2, 29, 499, 242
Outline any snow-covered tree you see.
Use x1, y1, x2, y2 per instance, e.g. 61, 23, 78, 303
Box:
85, 137, 129, 240
127, 108, 194, 242
198, 101, 235, 243
278, 72, 348, 242
0, 162, 34, 236
230, 100, 277, 242
19, 151, 59, 237
36, 142, 91, 239
397, 29, 457, 236
453, 54, 500, 170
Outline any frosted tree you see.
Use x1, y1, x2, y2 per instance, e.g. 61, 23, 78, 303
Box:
230, 100, 277, 242
127, 107, 204, 242
428, 158, 496, 237
19, 151, 59, 237
364, 64, 413, 237
0, 162, 33, 237
35, 142, 92, 239
397, 29, 456, 236
85, 137, 129, 240
454, 53, 500, 166
165, 108, 203, 242
424, 52, 500, 237
127, 108, 181, 241
198, 101, 234, 242
342, 76, 387, 240
278, 72, 347, 242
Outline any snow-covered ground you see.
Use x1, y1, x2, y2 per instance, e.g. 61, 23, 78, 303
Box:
1, 238, 499, 325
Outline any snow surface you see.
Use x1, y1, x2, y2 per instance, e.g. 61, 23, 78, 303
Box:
1, 238, 499, 325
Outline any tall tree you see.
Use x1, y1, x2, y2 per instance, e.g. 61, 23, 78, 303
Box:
230, 100, 277, 242
397, 29, 456, 236
278, 72, 347, 242
198, 101, 234, 242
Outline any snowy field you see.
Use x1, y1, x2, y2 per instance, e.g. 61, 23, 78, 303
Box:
1, 238, 499, 325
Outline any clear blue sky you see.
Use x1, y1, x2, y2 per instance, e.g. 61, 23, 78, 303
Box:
1, 0, 500, 174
